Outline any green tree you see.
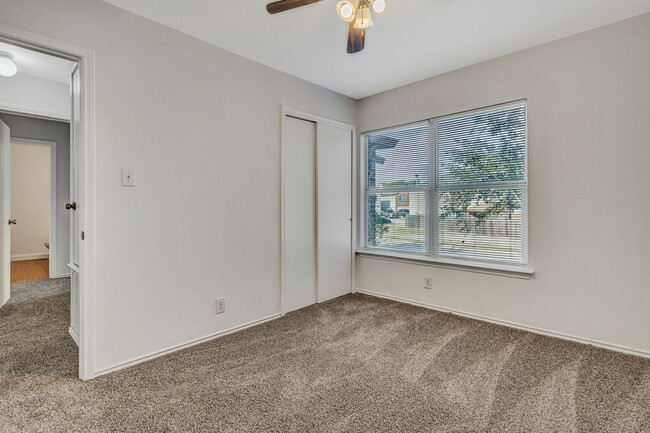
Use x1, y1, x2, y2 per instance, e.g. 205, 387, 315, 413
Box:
375, 212, 391, 240
439, 107, 525, 230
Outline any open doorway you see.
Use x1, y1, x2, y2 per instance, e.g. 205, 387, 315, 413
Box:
9, 136, 61, 283
0, 34, 90, 377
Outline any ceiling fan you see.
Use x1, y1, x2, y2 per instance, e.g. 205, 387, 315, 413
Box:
266, 0, 386, 54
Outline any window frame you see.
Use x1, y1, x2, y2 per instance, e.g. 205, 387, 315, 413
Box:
361, 100, 530, 273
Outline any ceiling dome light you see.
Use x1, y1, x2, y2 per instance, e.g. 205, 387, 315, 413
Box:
0, 52, 17, 77
353, 0, 373, 29
336, 1, 356, 22
372, 0, 386, 13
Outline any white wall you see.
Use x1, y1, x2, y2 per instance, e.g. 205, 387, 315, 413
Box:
356, 13, 650, 355
10, 141, 50, 260
0, 73, 70, 121
0, 0, 356, 373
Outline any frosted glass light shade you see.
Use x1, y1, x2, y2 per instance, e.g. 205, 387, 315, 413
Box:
372, 0, 385, 13
336, 1, 356, 22
353, 1, 373, 29
0, 52, 17, 77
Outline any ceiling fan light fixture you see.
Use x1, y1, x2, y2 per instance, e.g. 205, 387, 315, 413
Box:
336, 1, 356, 22
371, 0, 385, 13
0, 52, 17, 77
353, 0, 373, 29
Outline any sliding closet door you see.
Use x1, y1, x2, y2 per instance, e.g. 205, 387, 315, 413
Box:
317, 123, 352, 302
284, 116, 317, 313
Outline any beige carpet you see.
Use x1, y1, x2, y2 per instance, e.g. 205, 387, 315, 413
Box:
1, 279, 649, 433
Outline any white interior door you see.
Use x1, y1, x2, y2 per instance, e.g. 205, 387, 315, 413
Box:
0, 120, 11, 307
317, 124, 353, 302
68, 65, 81, 343
70, 65, 81, 268
284, 116, 317, 313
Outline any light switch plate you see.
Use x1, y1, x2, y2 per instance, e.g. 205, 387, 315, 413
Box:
121, 168, 135, 186
216, 298, 226, 314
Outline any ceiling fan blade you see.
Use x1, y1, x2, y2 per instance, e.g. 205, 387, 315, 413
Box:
347, 23, 365, 54
266, 0, 322, 14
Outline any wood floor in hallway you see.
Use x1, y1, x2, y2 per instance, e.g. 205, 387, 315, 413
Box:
11, 258, 49, 283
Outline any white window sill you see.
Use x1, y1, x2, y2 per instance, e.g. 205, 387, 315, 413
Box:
356, 248, 534, 279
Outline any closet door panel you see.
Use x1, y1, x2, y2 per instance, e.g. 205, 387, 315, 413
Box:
317, 124, 352, 302
284, 116, 317, 313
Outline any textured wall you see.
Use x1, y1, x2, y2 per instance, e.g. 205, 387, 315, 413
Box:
356, 13, 650, 355
0, 74, 70, 121
0, 0, 357, 372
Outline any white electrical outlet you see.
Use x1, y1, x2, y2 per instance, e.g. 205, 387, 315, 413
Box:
424, 277, 433, 290
216, 298, 226, 314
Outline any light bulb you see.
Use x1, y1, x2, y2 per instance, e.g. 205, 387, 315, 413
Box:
372, 0, 385, 13
336, 1, 356, 23
341, 3, 353, 18
0, 52, 17, 77
353, 1, 373, 29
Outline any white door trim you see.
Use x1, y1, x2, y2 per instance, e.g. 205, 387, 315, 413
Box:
280, 106, 357, 316
0, 24, 96, 381
9, 137, 68, 278
0, 105, 69, 123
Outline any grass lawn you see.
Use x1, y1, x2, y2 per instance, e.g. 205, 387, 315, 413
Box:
376, 219, 522, 262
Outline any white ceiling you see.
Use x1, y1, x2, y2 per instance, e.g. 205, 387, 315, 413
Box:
0, 41, 76, 84
102, 0, 650, 99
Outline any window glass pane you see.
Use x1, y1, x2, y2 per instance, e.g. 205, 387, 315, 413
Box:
363, 102, 527, 265
367, 192, 426, 252
438, 188, 523, 263
437, 105, 526, 186
366, 123, 429, 189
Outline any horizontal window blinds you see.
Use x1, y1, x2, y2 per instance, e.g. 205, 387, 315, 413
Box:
366, 123, 429, 190
437, 104, 526, 186
366, 192, 427, 252
437, 188, 524, 263
365, 122, 429, 252
436, 104, 526, 263
363, 102, 527, 264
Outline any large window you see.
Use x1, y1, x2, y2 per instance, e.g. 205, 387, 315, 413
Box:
363, 101, 527, 264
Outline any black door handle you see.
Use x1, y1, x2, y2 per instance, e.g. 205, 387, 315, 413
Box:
66, 202, 77, 210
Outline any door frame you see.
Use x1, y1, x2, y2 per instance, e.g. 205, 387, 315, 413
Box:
0, 24, 96, 381
9, 137, 67, 278
280, 106, 357, 316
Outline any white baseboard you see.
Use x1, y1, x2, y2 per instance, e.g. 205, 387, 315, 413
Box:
52, 272, 71, 279
68, 327, 80, 347
355, 288, 650, 359
94, 313, 282, 377
11, 253, 50, 261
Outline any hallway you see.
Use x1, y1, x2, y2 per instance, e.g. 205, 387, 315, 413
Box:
10, 259, 49, 283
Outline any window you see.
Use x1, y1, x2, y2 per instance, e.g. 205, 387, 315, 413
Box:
363, 101, 527, 265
